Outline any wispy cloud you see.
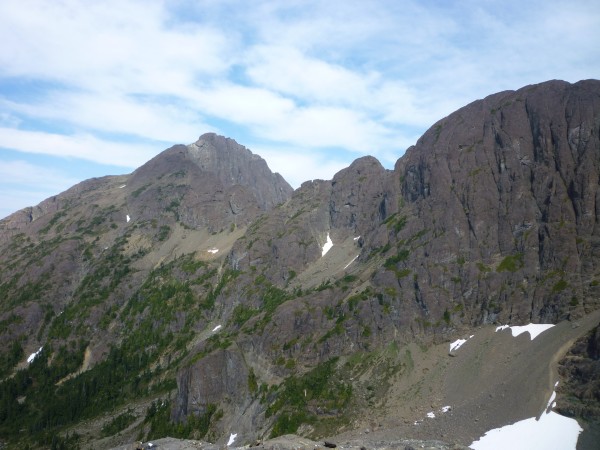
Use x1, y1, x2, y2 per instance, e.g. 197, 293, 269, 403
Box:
0, 159, 82, 219
0, 127, 160, 168
0, 0, 599, 216
0, 159, 80, 190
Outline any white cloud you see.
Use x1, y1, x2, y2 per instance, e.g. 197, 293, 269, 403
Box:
0, 127, 160, 168
0, 159, 84, 219
2, 93, 208, 145
251, 146, 351, 189
191, 83, 296, 126
261, 106, 392, 152
0, 0, 231, 88
0, 188, 59, 220
0, 0, 598, 216
246, 45, 377, 106
0, 160, 80, 190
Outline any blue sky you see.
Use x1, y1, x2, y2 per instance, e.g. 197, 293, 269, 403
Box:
1, 0, 599, 219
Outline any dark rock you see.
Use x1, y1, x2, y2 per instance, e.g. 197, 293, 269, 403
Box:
126, 134, 293, 232
557, 322, 600, 421
1, 80, 600, 448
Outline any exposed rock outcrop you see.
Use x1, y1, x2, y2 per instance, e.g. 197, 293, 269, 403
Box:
1, 80, 600, 449
557, 322, 600, 420
126, 133, 293, 232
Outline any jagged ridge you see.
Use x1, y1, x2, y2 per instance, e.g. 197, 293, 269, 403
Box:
0, 80, 599, 449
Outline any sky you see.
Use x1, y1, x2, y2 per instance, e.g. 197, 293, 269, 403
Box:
1, 0, 599, 220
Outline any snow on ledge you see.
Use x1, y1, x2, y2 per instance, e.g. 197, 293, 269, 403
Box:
321, 233, 333, 257
227, 433, 237, 446
207, 248, 219, 254
119, 184, 126, 188
212, 325, 222, 332
126, 214, 131, 223
495, 323, 555, 340
470, 381, 581, 450
343, 255, 359, 270
27, 346, 43, 364
449, 335, 474, 352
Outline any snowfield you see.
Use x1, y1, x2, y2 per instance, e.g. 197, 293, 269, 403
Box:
470, 408, 581, 450
227, 433, 237, 446
495, 323, 554, 340
449, 335, 474, 352
27, 346, 43, 364
321, 233, 333, 256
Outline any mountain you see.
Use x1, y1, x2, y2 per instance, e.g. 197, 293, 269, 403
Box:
0, 80, 599, 449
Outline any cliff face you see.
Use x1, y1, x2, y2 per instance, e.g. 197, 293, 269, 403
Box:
126, 133, 293, 232
0, 80, 599, 448
388, 80, 600, 326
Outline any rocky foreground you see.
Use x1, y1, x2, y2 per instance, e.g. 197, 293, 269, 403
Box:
111, 434, 470, 450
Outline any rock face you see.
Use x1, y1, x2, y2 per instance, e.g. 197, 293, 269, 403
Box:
387, 79, 600, 326
127, 133, 293, 232
1, 80, 599, 449
557, 322, 600, 420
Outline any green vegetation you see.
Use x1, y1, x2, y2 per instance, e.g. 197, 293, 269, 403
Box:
384, 249, 410, 268
443, 309, 451, 324
50, 234, 138, 339
552, 279, 568, 293
248, 368, 258, 394
0, 339, 23, 378
145, 400, 219, 441
496, 253, 524, 272
315, 279, 333, 292
383, 213, 407, 233
0, 250, 229, 447
157, 225, 171, 241
266, 358, 352, 438
477, 262, 492, 273
231, 304, 257, 326
101, 409, 137, 437
40, 210, 68, 234
131, 183, 150, 198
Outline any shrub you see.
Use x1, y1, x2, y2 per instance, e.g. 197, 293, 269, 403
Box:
496, 253, 524, 272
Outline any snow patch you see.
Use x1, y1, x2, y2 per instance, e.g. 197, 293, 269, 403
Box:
470, 412, 581, 450
426, 411, 435, 418
353, 236, 360, 241
449, 335, 474, 352
321, 233, 333, 257
227, 433, 237, 446
207, 248, 219, 254
27, 346, 43, 364
495, 323, 555, 340
546, 381, 559, 410
126, 214, 131, 223
212, 325, 222, 332
471, 381, 581, 450
119, 184, 126, 188
441, 405, 451, 413
343, 255, 359, 269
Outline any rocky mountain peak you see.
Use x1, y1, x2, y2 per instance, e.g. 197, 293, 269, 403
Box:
123, 133, 293, 231
1, 80, 600, 449
186, 133, 292, 208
